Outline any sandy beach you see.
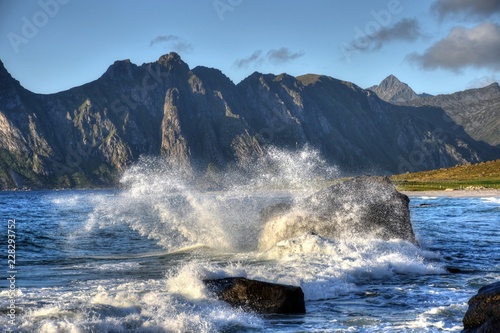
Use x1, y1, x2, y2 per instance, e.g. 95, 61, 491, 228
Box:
402, 189, 500, 198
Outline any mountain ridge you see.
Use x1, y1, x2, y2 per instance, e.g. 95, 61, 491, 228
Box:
0, 53, 499, 190
369, 75, 500, 147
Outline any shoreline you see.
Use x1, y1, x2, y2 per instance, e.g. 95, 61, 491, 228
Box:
402, 189, 500, 198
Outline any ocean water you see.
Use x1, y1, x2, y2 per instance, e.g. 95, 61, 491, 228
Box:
0, 153, 499, 332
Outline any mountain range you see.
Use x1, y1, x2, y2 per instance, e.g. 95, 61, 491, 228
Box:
369, 75, 500, 147
1, 52, 499, 189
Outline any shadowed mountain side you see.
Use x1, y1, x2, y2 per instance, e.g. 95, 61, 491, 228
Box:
0, 54, 499, 189
239, 73, 497, 173
404, 83, 500, 147
370, 75, 500, 147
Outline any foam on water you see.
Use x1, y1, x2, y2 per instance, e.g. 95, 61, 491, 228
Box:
84, 146, 338, 253
403, 303, 468, 332
7, 274, 263, 333
481, 197, 500, 205
259, 233, 445, 301
7, 147, 481, 332
80, 146, 446, 299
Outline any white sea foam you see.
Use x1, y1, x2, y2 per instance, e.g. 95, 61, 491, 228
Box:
79, 146, 446, 294
65, 262, 141, 272
481, 197, 500, 204
50, 194, 84, 206
36, 147, 462, 332
84, 146, 338, 253
259, 233, 446, 300
419, 196, 438, 200
403, 303, 468, 331
8, 275, 262, 333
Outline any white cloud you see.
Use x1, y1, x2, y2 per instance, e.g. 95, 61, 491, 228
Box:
407, 22, 500, 71
467, 74, 500, 89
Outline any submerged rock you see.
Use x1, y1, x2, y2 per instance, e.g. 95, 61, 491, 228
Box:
204, 277, 306, 314
258, 176, 416, 250
462, 281, 500, 333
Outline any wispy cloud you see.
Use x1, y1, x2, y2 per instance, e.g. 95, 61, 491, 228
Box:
150, 35, 193, 53
350, 18, 422, 52
407, 22, 500, 72
233, 47, 305, 69
234, 50, 263, 69
267, 47, 305, 64
467, 74, 500, 89
432, 0, 500, 19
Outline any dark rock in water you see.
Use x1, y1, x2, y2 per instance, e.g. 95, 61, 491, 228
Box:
258, 176, 417, 250
204, 277, 306, 314
462, 281, 500, 333
446, 267, 463, 274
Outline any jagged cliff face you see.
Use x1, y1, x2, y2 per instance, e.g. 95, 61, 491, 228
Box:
0, 54, 498, 189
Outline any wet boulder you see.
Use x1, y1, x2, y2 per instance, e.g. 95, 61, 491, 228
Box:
462, 281, 500, 333
258, 176, 417, 250
204, 277, 306, 314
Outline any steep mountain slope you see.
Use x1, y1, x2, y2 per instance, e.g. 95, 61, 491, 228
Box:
405, 83, 500, 147
370, 75, 500, 147
0, 54, 262, 188
0, 54, 498, 189
239, 73, 496, 173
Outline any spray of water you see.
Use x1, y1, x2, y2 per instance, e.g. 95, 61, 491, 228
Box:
85, 146, 339, 252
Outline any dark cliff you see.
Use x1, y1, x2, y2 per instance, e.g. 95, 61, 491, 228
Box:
0, 54, 498, 189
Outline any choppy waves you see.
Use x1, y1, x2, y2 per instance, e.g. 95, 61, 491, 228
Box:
3, 147, 497, 332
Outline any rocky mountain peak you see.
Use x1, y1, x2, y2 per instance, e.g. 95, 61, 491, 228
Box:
296, 74, 324, 86
479, 82, 500, 97
0, 60, 24, 109
157, 52, 190, 73
0, 59, 8, 78
0, 60, 21, 89
101, 59, 137, 81
369, 75, 420, 103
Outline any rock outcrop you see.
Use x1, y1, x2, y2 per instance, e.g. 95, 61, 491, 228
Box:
462, 281, 500, 333
258, 176, 416, 250
204, 277, 306, 314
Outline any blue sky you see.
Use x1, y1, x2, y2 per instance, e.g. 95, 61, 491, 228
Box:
1, 0, 499, 95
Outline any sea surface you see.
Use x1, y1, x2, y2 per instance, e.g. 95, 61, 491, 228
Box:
0, 158, 499, 332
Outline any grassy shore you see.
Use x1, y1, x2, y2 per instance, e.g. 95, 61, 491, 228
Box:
390, 159, 500, 191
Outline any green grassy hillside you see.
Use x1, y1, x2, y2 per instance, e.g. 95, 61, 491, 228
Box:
391, 159, 500, 191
